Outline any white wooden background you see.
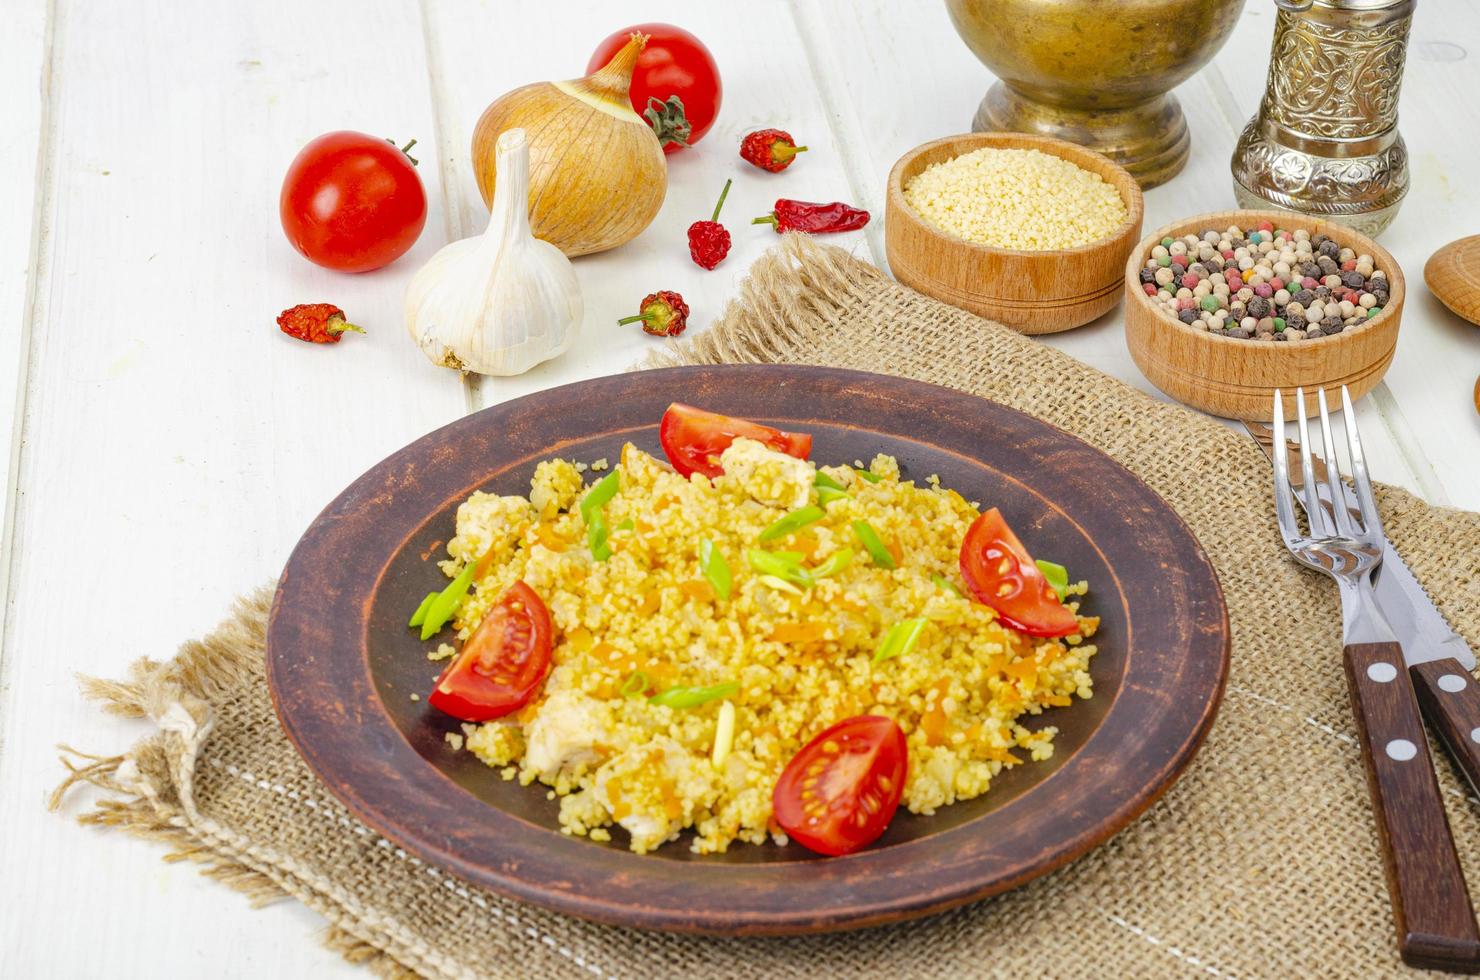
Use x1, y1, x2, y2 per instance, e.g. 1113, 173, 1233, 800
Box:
2, 1, 1478, 975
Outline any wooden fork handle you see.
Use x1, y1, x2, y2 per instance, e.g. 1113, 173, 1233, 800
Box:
1344, 642, 1480, 972
1412, 658, 1480, 799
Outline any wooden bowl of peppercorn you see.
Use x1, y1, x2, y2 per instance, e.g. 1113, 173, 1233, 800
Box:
886, 133, 1144, 334
1123, 210, 1405, 421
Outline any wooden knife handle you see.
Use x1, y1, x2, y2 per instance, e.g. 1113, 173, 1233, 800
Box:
1344, 642, 1480, 972
1412, 658, 1480, 799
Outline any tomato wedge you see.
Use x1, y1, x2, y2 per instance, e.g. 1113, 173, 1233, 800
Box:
428, 581, 552, 722
959, 508, 1079, 638
658, 403, 812, 479
772, 715, 907, 856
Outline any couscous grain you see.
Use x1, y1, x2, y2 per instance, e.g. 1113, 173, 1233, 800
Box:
903, 146, 1126, 250
428, 439, 1097, 855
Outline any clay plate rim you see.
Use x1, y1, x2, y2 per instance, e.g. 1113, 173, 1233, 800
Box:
266, 364, 1229, 935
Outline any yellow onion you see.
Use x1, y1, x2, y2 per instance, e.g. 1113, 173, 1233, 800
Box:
471, 34, 666, 258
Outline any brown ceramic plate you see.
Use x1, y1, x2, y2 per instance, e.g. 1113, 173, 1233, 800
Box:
267, 365, 1227, 935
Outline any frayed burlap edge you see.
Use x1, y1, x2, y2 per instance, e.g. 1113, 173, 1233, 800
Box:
51, 234, 1480, 980
50, 590, 421, 980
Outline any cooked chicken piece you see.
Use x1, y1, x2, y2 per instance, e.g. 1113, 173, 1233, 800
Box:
522, 690, 612, 781
716, 437, 814, 509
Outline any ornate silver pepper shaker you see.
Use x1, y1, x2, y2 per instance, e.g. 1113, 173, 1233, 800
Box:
1231, 0, 1414, 236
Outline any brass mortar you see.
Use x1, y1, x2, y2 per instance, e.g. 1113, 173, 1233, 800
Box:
946, 0, 1247, 188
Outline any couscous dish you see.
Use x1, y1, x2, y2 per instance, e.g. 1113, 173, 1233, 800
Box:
413, 403, 1098, 856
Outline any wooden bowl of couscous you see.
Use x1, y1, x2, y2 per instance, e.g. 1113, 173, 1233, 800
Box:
886, 133, 1143, 334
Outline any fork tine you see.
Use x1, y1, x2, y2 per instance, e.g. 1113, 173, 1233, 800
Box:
1295, 388, 1332, 536
1272, 390, 1302, 546
1342, 385, 1384, 539
1317, 388, 1355, 535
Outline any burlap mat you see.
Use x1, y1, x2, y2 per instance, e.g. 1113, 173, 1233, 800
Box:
55, 236, 1480, 978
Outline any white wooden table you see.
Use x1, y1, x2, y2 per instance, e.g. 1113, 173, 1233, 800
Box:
2, 1, 1477, 975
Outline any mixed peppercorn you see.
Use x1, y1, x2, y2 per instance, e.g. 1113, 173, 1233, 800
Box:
1140, 222, 1390, 341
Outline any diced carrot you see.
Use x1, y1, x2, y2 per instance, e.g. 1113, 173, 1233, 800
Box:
662, 784, 683, 820
886, 535, 903, 564
793, 532, 820, 560
921, 708, 949, 747
518, 698, 545, 724
1006, 658, 1039, 685
472, 541, 504, 579
533, 524, 567, 552
1042, 694, 1072, 707
635, 519, 655, 534
767, 622, 825, 644
590, 641, 617, 663
679, 580, 715, 602
639, 591, 662, 615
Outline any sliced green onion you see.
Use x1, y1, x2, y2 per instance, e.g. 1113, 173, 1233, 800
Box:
615, 517, 635, 532
747, 548, 813, 586
1036, 559, 1070, 601
854, 468, 882, 484
812, 547, 854, 578
711, 700, 737, 769
873, 617, 928, 664
649, 681, 739, 709
420, 561, 479, 640
816, 486, 852, 506
407, 591, 439, 629
620, 670, 651, 699
851, 520, 896, 569
587, 514, 612, 562
699, 538, 732, 600
931, 574, 963, 597
814, 471, 846, 492
757, 574, 804, 595
579, 469, 623, 562
759, 505, 825, 543
578, 469, 621, 524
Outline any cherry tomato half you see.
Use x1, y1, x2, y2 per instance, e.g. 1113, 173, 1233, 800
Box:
959, 508, 1080, 638
279, 130, 427, 273
658, 403, 812, 480
773, 715, 908, 856
587, 23, 721, 154
428, 582, 552, 723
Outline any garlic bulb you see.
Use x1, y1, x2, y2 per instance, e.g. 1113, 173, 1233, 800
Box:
404, 129, 581, 376
470, 33, 666, 257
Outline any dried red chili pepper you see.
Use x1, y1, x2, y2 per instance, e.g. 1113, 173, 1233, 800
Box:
687, 179, 733, 270
617, 290, 690, 337
276, 303, 365, 344
753, 199, 870, 235
740, 129, 808, 173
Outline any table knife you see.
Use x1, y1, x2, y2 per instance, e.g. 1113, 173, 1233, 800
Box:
1246, 420, 1480, 796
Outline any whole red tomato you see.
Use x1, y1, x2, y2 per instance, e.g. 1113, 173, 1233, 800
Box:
280, 131, 427, 273
586, 24, 721, 155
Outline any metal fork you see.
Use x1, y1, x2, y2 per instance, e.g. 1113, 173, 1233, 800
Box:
1273, 386, 1480, 972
